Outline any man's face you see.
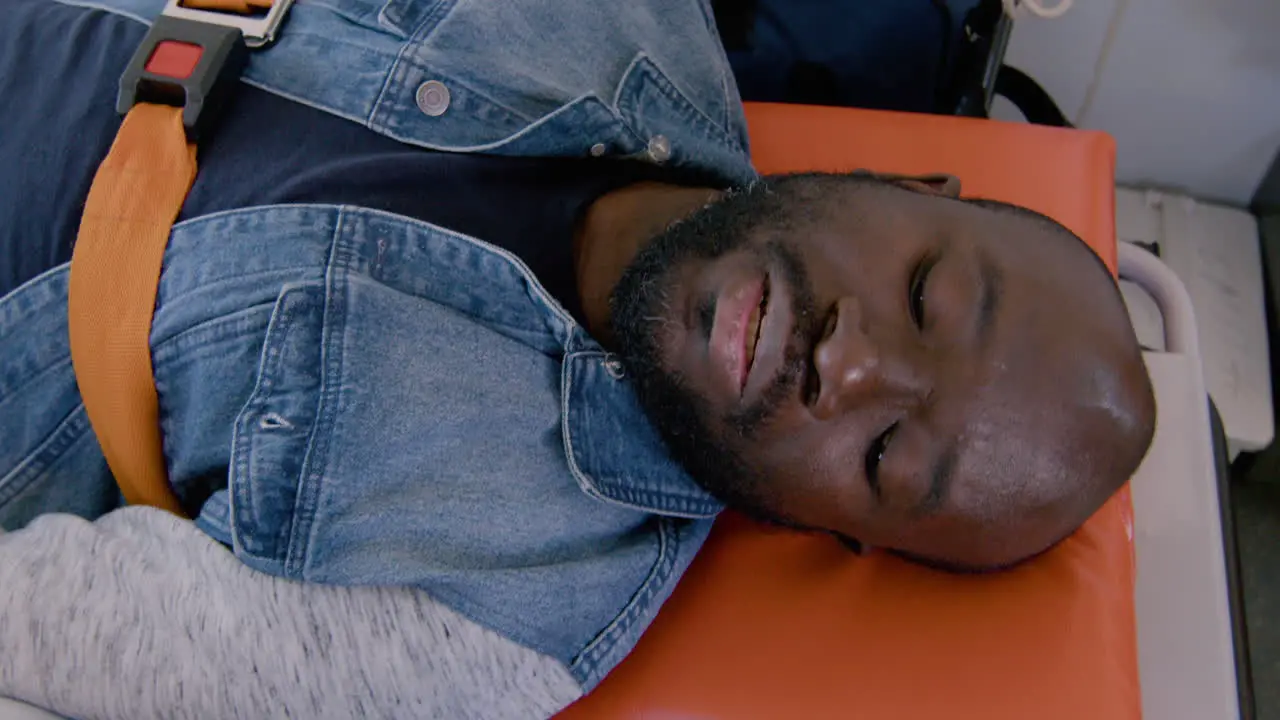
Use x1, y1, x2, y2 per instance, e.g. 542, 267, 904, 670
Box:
611, 174, 1154, 569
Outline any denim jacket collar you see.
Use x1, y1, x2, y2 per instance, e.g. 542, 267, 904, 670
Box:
561, 342, 724, 520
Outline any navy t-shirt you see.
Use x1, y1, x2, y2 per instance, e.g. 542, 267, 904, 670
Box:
0, 0, 678, 324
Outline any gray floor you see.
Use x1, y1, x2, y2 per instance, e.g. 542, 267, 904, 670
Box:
1234, 477, 1280, 720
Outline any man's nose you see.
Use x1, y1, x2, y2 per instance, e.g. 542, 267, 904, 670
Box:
811, 296, 930, 420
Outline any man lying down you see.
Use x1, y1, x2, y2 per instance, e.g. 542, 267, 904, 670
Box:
0, 0, 1155, 717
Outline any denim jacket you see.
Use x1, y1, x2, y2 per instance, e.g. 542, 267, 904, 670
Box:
0, 0, 757, 689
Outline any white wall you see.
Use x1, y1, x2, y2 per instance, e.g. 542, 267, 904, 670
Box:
991, 0, 1280, 206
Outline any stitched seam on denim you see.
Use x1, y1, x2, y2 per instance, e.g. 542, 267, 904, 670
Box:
171, 203, 573, 354
169, 204, 335, 232
387, 91, 611, 153
570, 517, 677, 685
719, 71, 732, 131
375, 0, 551, 129
590, 485, 719, 518
0, 353, 75, 411
0, 405, 92, 507
560, 356, 610, 503
151, 303, 275, 365
155, 268, 319, 309
394, 525, 676, 674
612, 54, 741, 154
0, 267, 68, 345
690, 0, 736, 132
371, 3, 541, 132
374, 58, 539, 138
245, 73, 534, 151
169, 203, 574, 335
284, 210, 350, 577
229, 287, 311, 565
360, 206, 577, 333
195, 501, 231, 541
0, 284, 68, 379
559, 352, 721, 519
641, 64, 736, 151
368, 15, 421, 124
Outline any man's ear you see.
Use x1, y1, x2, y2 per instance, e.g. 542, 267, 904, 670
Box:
853, 169, 962, 198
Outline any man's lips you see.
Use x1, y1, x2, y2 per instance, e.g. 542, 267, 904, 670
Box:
744, 282, 767, 375
709, 274, 767, 395
740, 269, 792, 406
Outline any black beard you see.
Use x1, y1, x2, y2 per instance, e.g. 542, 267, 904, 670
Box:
608, 184, 821, 512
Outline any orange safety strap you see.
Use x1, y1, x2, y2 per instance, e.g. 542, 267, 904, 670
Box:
68, 105, 195, 515
68, 0, 272, 516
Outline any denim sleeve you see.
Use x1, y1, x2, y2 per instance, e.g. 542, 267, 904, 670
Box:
0, 508, 583, 719
0, 266, 121, 529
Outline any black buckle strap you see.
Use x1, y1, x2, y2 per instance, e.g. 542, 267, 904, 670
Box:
117, 0, 293, 141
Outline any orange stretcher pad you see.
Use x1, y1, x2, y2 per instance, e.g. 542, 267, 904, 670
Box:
559, 103, 1139, 720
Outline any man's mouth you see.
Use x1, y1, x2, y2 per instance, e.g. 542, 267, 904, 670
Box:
708, 273, 769, 396
743, 278, 769, 386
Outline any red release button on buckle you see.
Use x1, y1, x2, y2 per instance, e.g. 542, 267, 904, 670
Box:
145, 40, 205, 80
118, 14, 248, 140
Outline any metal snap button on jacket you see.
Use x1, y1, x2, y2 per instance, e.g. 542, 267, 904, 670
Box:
416, 80, 451, 117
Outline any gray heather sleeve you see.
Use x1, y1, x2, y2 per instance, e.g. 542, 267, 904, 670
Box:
0, 508, 582, 720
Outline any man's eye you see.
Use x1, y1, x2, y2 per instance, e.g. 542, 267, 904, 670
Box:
908, 257, 933, 329
864, 422, 898, 494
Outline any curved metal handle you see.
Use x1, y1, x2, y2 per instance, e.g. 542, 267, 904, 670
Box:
1118, 242, 1202, 362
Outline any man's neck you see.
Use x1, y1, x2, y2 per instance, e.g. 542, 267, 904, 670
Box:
574, 182, 723, 345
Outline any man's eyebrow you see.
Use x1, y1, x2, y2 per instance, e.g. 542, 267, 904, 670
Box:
976, 249, 1003, 348
916, 440, 957, 516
